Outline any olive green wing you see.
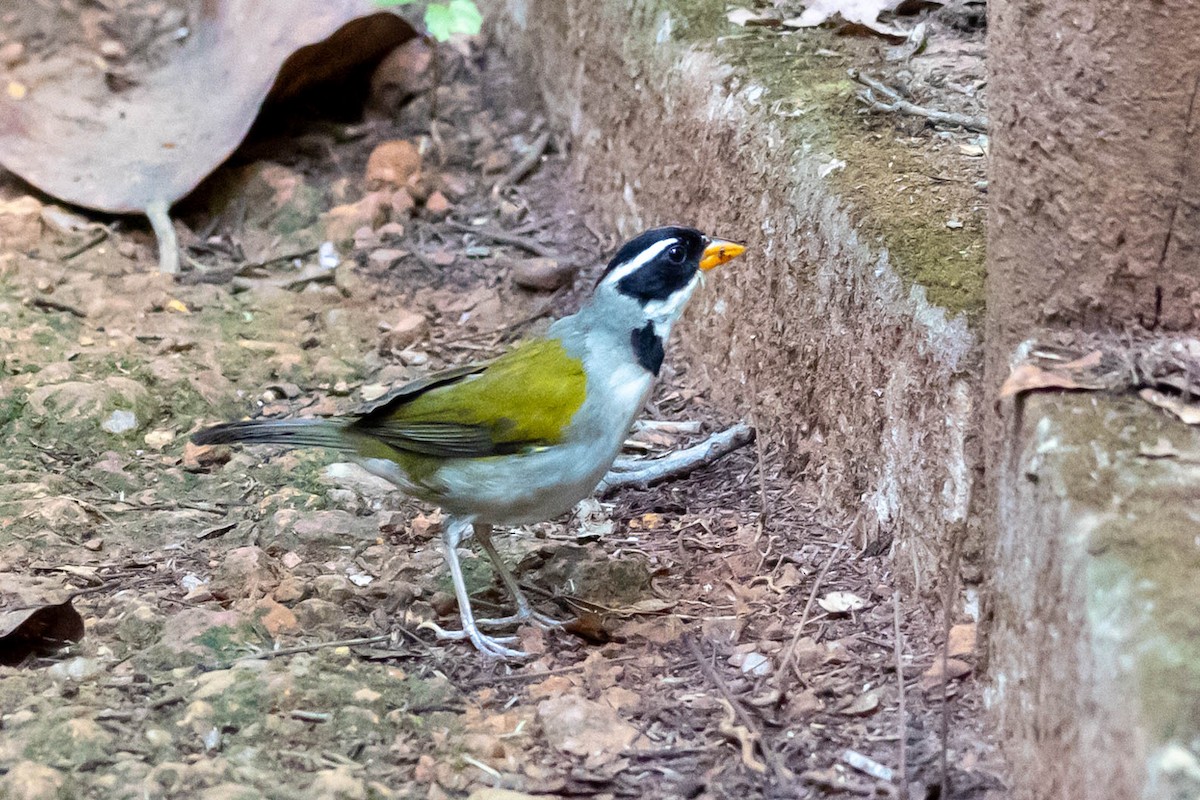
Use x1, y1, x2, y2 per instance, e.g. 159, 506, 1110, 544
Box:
349, 338, 586, 458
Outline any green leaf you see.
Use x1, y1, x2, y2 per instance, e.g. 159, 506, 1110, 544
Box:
424, 0, 483, 42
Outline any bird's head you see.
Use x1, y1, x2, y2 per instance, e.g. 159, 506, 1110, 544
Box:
590, 226, 745, 339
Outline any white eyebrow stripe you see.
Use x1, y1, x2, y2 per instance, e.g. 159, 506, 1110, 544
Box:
601, 237, 677, 285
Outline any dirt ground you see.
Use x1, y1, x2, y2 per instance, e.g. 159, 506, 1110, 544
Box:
1, 6, 1005, 800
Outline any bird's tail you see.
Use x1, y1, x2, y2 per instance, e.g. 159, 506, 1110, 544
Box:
191, 418, 352, 452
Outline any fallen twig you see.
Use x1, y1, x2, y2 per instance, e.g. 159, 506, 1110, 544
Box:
446, 219, 556, 258
893, 586, 910, 800
213, 634, 392, 669
30, 296, 87, 318
685, 635, 789, 782
850, 69, 988, 133
61, 228, 109, 260
597, 423, 755, 494
776, 511, 859, 684
493, 130, 551, 191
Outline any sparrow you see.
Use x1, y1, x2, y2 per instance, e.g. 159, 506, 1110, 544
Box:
192, 226, 745, 657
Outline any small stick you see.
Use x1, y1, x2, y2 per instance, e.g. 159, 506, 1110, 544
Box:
61, 228, 109, 260
215, 634, 392, 669
30, 296, 87, 318
893, 586, 910, 800
493, 130, 551, 191
684, 635, 788, 782
291, 710, 331, 723
445, 219, 556, 258
849, 69, 988, 133
776, 512, 859, 684
597, 423, 755, 494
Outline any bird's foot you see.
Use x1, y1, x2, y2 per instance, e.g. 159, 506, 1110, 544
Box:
418, 620, 529, 659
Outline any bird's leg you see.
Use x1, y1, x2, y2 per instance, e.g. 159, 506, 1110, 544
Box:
421, 516, 528, 659
473, 524, 568, 631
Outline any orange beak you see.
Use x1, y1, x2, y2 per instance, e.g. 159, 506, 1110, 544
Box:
699, 238, 747, 271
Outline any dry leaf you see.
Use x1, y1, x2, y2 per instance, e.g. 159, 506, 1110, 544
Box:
817, 591, 866, 614
920, 657, 972, 690
716, 698, 767, 773
0, 3, 412, 221
947, 622, 976, 658
727, 8, 781, 26
781, 0, 910, 38
840, 688, 881, 716
1140, 388, 1200, 425
998, 363, 1095, 399
536, 694, 638, 757
0, 600, 85, 666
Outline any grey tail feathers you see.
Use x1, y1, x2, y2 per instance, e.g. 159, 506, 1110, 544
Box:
191, 418, 352, 452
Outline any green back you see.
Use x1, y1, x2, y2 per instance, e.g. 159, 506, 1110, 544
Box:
349, 338, 586, 459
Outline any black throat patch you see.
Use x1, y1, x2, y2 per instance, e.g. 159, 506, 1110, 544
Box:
630, 322, 664, 375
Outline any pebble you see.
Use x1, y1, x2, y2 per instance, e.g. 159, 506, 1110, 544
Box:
100, 409, 138, 434
511, 257, 576, 291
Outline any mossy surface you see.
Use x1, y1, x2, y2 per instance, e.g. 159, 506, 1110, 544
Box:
1035, 395, 1200, 751
646, 0, 987, 319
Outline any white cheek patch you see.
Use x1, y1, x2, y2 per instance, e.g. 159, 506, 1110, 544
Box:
603, 238, 678, 286
643, 273, 699, 322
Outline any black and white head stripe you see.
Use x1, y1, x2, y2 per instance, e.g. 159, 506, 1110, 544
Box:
598, 227, 708, 303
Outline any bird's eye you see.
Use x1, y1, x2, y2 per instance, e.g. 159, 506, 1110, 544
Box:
666, 244, 686, 264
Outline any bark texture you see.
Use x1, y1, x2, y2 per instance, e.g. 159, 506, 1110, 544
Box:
987, 0, 1200, 371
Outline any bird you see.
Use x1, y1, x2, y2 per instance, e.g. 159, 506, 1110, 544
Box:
192, 226, 745, 658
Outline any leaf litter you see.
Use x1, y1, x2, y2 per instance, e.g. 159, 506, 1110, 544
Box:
0, 5, 1006, 799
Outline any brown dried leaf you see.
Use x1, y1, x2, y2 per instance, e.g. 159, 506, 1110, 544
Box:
998, 363, 1095, 399
1140, 388, 1200, 425
782, 0, 911, 38
947, 622, 976, 658
0, 2, 412, 215
920, 657, 973, 690
0, 600, 85, 666
536, 694, 639, 758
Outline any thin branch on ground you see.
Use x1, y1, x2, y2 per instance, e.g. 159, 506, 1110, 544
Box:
776, 511, 860, 684
29, 296, 88, 318
597, 423, 756, 494
684, 635, 791, 784
850, 69, 988, 133
941, 518, 966, 799
213, 634, 392, 669
445, 218, 557, 258
893, 586, 910, 800
493, 129, 551, 191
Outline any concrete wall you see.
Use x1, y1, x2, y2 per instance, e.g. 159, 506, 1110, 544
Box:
493, 0, 977, 598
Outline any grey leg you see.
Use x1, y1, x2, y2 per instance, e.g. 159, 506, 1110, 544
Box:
473, 524, 568, 630
421, 516, 528, 659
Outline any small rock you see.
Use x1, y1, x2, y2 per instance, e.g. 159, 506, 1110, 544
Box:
0, 761, 65, 800
144, 728, 172, 748
83, 537, 103, 551
272, 575, 308, 604
201, 783, 263, 800
378, 310, 428, 353
423, 190, 452, 217
47, 656, 105, 682
466, 791, 543, 800
100, 408, 138, 434
365, 140, 422, 190
388, 189, 416, 218
368, 248, 407, 269
313, 574, 355, 604
144, 429, 174, 449
511, 257, 575, 291
293, 598, 343, 629
309, 766, 366, 800
320, 194, 389, 246
210, 546, 279, 600
353, 687, 382, 703
99, 39, 126, 59
369, 39, 434, 110
255, 596, 299, 637
182, 440, 231, 472
536, 694, 639, 757
0, 41, 25, 68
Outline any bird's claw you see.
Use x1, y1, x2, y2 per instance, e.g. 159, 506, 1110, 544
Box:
418, 620, 529, 659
